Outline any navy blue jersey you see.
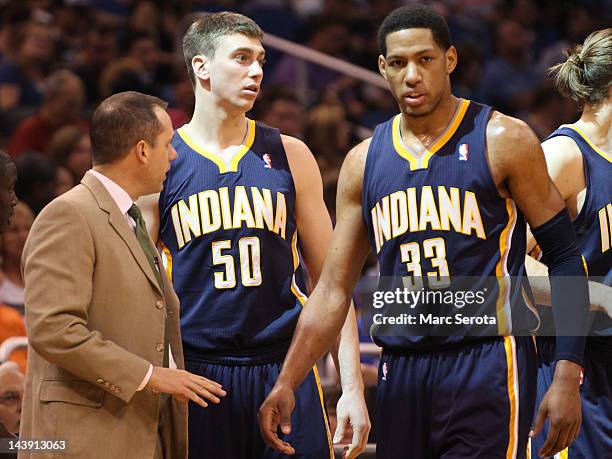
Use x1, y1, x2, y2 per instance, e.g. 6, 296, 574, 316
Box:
362, 100, 538, 350
159, 120, 308, 357
547, 125, 611, 350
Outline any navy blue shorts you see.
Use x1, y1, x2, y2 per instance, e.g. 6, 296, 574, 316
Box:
185, 356, 333, 459
376, 336, 537, 459
531, 340, 612, 459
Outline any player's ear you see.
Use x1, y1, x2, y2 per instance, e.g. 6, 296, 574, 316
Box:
378, 55, 388, 80
192, 55, 210, 82
446, 45, 457, 74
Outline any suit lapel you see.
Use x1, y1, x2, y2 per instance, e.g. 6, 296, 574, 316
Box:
81, 172, 163, 295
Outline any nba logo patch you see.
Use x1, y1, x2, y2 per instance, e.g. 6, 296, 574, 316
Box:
458, 143, 469, 161
263, 153, 272, 168
382, 362, 389, 381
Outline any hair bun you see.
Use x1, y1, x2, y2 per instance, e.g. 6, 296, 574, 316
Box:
568, 53, 583, 67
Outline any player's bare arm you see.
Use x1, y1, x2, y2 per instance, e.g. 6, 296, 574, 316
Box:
525, 136, 612, 316
282, 134, 370, 457
487, 112, 587, 457
259, 139, 372, 456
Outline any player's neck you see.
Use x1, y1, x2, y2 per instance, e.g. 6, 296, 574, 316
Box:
187, 96, 248, 149
576, 101, 611, 149
400, 94, 460, 143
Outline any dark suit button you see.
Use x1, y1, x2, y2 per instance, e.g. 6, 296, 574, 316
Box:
156, 343, 164, 352
155, 300, 164, 309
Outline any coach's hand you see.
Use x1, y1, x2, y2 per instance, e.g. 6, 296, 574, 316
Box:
258, 383, 296, 455
148, 367, 226, 408
334, 389, 371, 459
530, 360, 582, 457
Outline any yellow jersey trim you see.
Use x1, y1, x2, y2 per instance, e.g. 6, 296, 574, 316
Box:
312, 366, 334, 459
290, 231, 307, 306
392, 99, 470, 170
561, 124, 611, 163
160, 241, 173, 285
177, 119, 256, 173
504, 336, 519, 459
496, 199, 517, 334
581, 255, 589, 276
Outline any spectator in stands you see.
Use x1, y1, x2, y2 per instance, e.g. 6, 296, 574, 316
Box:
0, 362, 24, 436
536, 5, 595, 77
452, 43, 484, 100
99, 57, 149, 99
14, 151, 55, 214
54, 166, 75, 196
123, 31, 161, 96
0, 304, 27, 375
0, 3, 30, 64
256, 85, 304, 138
47, 125, 92, 184
524, 86, 573, 141
166, 64, 194, 129
479, 19, 539, 115
271, 14, 349, 103
0, 20, 55, 111
0, 202, 34, 315
0, 152, 17, 232
7, 70, 86, 156
128, 1, 177, 65
72, 26, 118, 105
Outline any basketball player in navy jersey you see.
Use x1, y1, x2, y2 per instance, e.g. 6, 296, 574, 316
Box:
526, 29, 612, 459
138, 12, 370, 459
259, 6, 590, 459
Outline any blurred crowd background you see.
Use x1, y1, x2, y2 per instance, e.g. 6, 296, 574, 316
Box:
0, 0, 611, 442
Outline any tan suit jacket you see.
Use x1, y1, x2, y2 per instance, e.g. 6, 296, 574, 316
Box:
19, 172, 187, 459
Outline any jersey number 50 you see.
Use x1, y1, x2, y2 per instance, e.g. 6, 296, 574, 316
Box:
212, 237, 262, 289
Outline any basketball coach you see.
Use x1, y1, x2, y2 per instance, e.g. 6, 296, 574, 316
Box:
18, 92, 225, 459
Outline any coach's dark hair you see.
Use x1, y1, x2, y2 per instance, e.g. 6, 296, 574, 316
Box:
378, 5, 451, 56
549, 28, 612, 105
90, 91, 168, 165
182, 12, 263, 86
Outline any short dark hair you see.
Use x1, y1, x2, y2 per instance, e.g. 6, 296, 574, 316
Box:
182, 12, 263, 85
377, 5, 451, 56
90, 91, 168, 165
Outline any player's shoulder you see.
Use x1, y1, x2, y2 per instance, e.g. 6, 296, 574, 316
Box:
486, 111, 537, 145
280, 134, 310, 155
346, 137, 372, 165
280, 134, 317, 170
339, 137, 372, 183
541, 130, 583, 161
485, 110, 542, 166
540, 131, 584, 184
